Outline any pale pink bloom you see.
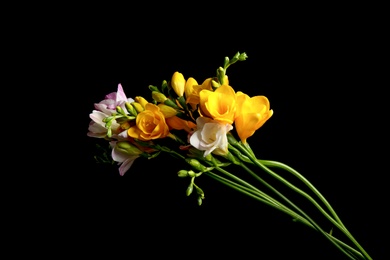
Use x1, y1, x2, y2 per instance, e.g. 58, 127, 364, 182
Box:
110, 141, 140, 176
190, 117, 233, 157
87, 84, 134, 138
94, 83, 134, 114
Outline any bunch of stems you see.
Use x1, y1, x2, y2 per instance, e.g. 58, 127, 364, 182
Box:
154, 134, 372, 260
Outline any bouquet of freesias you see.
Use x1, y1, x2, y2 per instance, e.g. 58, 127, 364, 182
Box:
87, 52, 372, 260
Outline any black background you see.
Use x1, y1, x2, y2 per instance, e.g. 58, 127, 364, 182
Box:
28, 5, 386, 260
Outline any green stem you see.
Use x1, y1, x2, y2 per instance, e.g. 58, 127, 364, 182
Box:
259, 160, 345, 226
205, 170, 364, 259
233, 142, 371, 260
215, 164, 356, 259
229, 143, 347, 228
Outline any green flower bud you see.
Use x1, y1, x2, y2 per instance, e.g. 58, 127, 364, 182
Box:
131, 102, 144, 113
125, 102, 137, 116
177, 170, 188, 178
211, 79, 220, 88
197, 196, 203, 206
186, 183, 193, 196
116, 141, 143, 156
186, 158, 207, 172
148, 85, 160, 92
238, 52, 248, 61
152, 91, 167, 103
116, 106, 125, 115
187, 170, 196, 178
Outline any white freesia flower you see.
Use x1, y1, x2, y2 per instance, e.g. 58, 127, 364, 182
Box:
190, 117, 233, 157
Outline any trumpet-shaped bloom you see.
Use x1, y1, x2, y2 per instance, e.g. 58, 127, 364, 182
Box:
199, 84, 236, 125
190, 117, 233, 157
127, 103, 170, 141
235, 92, 273, 143
185, 78, 213, 111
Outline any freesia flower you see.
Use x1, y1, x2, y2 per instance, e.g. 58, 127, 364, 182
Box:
235, 92, 273, 143
87, 110, 120, 138
87, 83, 134, 138
95, 83, 134, 114
199, 84, 236, 125
127, 103, 170, 141
110, 141, 143, 176
190, 116, 233, 156
185, 77, 214, 111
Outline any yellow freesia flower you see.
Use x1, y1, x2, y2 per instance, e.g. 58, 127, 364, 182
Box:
185, 78, 213, 111
199, 84, 236, 125
184, 77, 199, 110
235, 91, 273, 144
127, 103, 170, 141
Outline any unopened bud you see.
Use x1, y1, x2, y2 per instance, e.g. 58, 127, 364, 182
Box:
116, 106, 126, 115
211, 79, 220, 88
125, 102, 137, 116
131, 102, 144, 113
158, 104, 177, 118
186, 183, 193, 196
177, 170, 188, 178
238, 52, 248, 61
152, 91, 167, 103
186, 158, 207, 172
134, 96, 148, 108
116, 141, 142, 156
171, 71, 185, 97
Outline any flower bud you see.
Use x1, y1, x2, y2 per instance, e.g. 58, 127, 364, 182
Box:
134, 96, 149, 108
211, 79, 220, 88
171, 71, 185, 97
116, 141, 143, 156
125, 102, 138, 116
158, 104, 177, 118
238, 52, 248, 61
177, 170, 188, 178
186, 158, 207, 172
152, 91, 167, 103
131, 102, 144, 113
116, 106, 126, 115
186, 183, 193, 196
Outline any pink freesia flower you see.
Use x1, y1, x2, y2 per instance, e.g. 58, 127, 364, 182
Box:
87, 84, 134, 138
94, 83, 134, 114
